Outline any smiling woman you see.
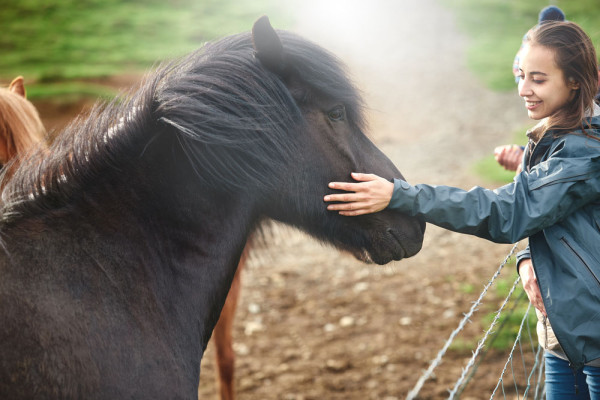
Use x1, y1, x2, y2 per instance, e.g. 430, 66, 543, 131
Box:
518, 20, 599, 141
325, 21, 600, 397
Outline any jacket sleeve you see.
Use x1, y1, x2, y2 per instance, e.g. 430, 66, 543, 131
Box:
388, 134, 600, 243
515, 247, 531, 274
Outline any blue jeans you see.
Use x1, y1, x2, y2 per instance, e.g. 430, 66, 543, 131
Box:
545, 353, 600, 400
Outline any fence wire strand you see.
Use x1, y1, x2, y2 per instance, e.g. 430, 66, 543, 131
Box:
453, 289, 529, 398
446, 265, 522, 398
405, 243, 520, 400
489, 300, 531, 399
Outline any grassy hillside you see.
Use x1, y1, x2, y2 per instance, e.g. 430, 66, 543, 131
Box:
0, 0, 291, 98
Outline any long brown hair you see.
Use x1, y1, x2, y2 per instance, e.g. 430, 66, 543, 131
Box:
0, 76, 46, 166
526, 21, 598, 138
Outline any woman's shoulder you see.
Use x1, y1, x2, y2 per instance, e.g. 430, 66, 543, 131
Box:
554, 116, 600, 141
551, 125, 600, 157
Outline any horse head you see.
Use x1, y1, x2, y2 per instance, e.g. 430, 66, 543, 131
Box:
250, 17, 424, 264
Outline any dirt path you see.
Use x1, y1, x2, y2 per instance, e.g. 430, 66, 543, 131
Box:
33, 1, 535, 398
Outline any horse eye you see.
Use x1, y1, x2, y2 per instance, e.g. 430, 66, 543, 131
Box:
327, 106, 346, 122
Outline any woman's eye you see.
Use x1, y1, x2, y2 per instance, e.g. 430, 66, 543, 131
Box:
327, 106, 345, 121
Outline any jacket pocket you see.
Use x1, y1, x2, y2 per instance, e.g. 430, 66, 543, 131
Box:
560, 237, 600, 288
529, 172, 590, 191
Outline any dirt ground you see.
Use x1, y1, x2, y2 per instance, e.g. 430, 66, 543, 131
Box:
31, 0, 538, 398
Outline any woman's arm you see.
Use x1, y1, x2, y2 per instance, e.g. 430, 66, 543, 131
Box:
325, 135, 600, 243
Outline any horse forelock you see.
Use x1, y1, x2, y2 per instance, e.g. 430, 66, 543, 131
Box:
277, 31, 366, 130
155, 30, 365, 193
154, 33, 303, 193
0, 27, 365, 221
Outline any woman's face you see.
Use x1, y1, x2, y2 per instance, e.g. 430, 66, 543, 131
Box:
517, 44, 578, 120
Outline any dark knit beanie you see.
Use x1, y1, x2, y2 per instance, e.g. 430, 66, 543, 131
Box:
538, 6, 566, 24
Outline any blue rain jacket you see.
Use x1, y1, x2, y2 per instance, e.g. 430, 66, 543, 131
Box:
388, 116, 600, 370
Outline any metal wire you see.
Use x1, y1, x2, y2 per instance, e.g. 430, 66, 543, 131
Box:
447, 267, 522, 398
489, 301, 532, 399
405, 243, 520, 400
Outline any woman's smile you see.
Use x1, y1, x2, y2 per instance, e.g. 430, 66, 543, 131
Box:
525, 100, 542, 110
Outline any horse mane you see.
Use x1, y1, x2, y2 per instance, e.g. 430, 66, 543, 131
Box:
0, 29, 365, 222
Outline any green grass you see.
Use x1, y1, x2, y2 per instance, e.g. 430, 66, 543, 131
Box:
472, 124, 530, 184
0, 0, 292, 100
24, 81, 118, 102
483, 259, 538, 351
483, 276, 538, 351
472, 157, 520, 185
450, 264, 538, 353
441, 0, 600, 91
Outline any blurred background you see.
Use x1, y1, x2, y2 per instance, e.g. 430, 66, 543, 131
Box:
2, 0, 599, 101
2, 1, 599, 399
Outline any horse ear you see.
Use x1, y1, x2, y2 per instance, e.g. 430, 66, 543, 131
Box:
9, 76, 26, 98
252, 16, 286, 75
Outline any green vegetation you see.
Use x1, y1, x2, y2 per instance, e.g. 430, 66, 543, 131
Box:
471, 124, 529, 184
472, 156, 519, 185
24, 81, 119, 102
483, 282, 538, 350
441, 0, 600, 91
450, 266, 538, 353
460, 282, 475, 295
483, 260, 538, 351
0, 0, 291, 99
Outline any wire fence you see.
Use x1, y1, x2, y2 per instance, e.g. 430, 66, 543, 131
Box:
406, 243, 546, 399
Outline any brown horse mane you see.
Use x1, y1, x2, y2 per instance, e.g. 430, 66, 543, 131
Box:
0, 77, 46, 166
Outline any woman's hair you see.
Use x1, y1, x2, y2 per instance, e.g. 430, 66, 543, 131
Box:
526, 21, 598, 137
0, 77, 46, 165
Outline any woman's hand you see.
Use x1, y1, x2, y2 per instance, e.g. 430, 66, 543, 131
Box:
519, 259, 546, 316
324, 172, 394, 216
494, 144, 523, 173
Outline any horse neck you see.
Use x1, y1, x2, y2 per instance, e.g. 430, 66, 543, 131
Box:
97, 129, 258, 350
8, 126, 258, 362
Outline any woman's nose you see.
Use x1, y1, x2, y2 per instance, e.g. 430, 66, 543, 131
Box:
518, 79, 532, 97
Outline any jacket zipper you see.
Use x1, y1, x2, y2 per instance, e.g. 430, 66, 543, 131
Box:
525, 139, 536, 172
559, 236, 596, 393
560, 237, 600, 287
530, 245, 582, 395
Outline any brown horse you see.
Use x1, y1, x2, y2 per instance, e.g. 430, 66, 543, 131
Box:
0, 76, 46, 169
211, 244, 249, 400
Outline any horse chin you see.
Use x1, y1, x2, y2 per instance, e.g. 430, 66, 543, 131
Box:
353, 248, 375, 264
351, 246, 404, 266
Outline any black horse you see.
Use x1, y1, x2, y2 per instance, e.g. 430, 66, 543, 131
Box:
0, 17, 424, 399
